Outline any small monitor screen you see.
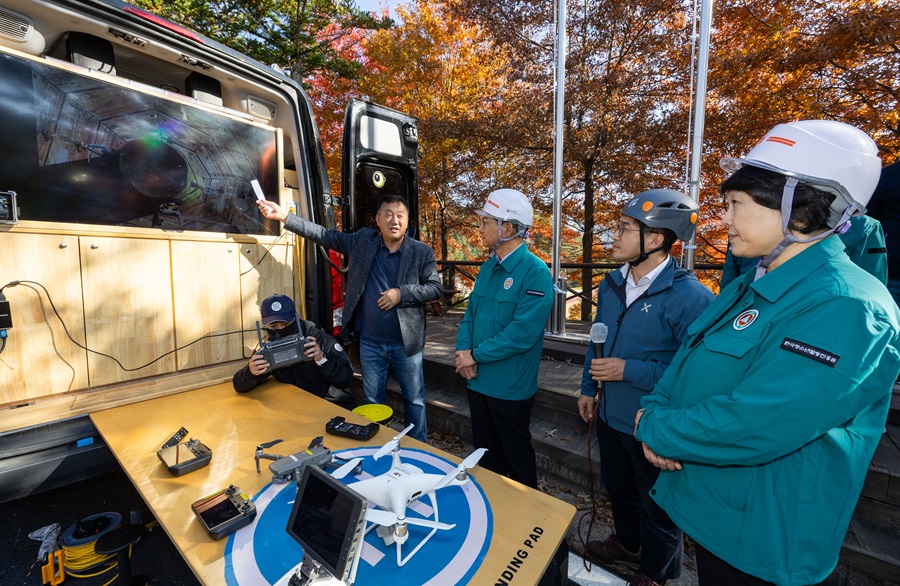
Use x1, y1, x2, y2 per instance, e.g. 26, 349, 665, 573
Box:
286, 465, 367, 580
195, 494, 241, 529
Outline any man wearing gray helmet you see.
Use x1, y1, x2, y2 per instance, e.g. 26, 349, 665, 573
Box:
578, 189, 714, 586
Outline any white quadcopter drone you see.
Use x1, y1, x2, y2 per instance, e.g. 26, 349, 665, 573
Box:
332, 423, 487, 573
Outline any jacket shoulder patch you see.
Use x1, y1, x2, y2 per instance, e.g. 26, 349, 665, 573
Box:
781, 337, 839, 367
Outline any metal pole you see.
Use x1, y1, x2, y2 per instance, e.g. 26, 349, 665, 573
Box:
550, 0, 567, 333
685, 0, 713, 271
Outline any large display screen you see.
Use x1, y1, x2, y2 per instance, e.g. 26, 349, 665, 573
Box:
0, 50, 280, 235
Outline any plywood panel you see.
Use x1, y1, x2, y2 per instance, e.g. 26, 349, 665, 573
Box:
0, 233, 89, 404
239, 242, 296, 356
80, 236, 175, 385
171, 240, 243, 369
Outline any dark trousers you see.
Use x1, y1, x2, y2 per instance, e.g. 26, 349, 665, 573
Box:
467, 390, 538, 489
695, 544, 777, 586
596, 417, 683, 583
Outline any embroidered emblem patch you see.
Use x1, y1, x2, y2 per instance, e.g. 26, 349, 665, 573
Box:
781, 338, 839, 367
270, 301, 283, 312
733, 309, 758, 330
504, 278, 513, 290
334, 343, 343, 353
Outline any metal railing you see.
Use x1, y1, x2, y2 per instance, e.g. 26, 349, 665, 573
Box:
436, 260, 724, 317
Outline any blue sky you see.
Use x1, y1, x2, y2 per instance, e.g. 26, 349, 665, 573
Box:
354, 0, 398, 16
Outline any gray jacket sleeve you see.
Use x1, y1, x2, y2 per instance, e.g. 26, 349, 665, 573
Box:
283, 213, 355, 254
400, 243, 443, 306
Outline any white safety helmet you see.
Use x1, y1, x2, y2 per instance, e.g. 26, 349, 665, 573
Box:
477, 188, 534, 228
720, 120, 882, 225
720, 120, 882, 279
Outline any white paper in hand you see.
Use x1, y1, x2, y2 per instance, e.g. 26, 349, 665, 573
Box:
250, 179, 266, 202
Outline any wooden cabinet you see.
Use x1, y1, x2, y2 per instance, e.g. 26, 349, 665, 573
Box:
171, 240, 243, 370
239, 240, 297, 357
0, 232, 88, 403
80, 236, 176, 386
0, 225, 296, 423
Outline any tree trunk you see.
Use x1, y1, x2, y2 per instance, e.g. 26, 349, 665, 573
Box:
581, 159, 596, 321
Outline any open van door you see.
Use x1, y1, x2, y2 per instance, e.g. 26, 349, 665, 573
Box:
341, 99, 419, 237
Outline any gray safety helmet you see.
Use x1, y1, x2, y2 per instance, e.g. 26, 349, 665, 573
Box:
622, 189, 699, 242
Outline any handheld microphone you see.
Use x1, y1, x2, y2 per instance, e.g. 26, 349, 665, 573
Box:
589, 322, 608, 391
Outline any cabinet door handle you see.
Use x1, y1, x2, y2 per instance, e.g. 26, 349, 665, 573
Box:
90, 243, 99, 249
59, 242, 68, 249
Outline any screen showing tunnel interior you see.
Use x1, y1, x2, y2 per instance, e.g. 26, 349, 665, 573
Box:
0, 50, 281, 235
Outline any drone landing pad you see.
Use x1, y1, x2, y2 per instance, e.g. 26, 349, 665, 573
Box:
223, 447, 493, 585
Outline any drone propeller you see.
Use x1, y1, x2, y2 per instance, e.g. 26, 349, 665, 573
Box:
434, 448, 488, 490
257, 438, 283, 450
373, 423, 416, 460
332, 457, 363, 479
365, 508, 455, 531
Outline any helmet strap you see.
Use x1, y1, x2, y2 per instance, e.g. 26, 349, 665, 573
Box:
754, 178, 852, 280
491, 219, 527, 256
630, 225, 664, 267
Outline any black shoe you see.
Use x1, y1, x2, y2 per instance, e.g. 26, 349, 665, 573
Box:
586, 533, 641, 570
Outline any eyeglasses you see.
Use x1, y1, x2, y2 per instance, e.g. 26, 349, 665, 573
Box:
612, 221, 640, 237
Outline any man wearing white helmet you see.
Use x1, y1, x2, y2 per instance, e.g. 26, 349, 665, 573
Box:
578, 189, 714, 586
455, 188, 553, 489
634, 121, 900, 586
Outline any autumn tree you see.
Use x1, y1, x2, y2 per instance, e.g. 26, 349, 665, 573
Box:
131, 0, 392, 80
702, 0, 900, 237
359, 0, 525, 266
448, 0, 698, 318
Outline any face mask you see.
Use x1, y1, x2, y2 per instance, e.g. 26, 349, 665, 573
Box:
266, 320, 300, 339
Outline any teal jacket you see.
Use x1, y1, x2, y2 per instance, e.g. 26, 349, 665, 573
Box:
456, 244, 554, 400
637, 236, 900, 585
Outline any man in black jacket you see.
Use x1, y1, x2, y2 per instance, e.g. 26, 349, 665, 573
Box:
233, 294, 356, 409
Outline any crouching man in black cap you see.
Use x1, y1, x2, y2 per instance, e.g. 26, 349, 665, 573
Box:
233, 294, 357, 410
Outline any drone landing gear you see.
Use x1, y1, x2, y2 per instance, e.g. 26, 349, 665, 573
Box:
369, 492, 443, 567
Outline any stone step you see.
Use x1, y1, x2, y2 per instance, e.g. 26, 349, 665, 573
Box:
861, 424, 900, 512
831, 515, 900, 585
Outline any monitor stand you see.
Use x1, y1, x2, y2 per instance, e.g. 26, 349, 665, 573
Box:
274, 555, 347, 586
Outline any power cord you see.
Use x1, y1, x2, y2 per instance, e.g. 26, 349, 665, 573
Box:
239, 229, 287, 276
0, 280, 255, 371
576, 398, 603, 573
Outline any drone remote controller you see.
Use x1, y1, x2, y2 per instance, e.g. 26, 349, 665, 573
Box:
256, 321, 310, 372
157, 428, 212, 476
191, 484, 256, 540
325, 417, 379, 441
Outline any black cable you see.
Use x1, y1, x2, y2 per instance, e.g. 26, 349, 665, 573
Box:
240, 229, 288, 276
1, 280, 255, 372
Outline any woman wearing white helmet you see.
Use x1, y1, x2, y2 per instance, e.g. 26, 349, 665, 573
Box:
633, 121, 900, 585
